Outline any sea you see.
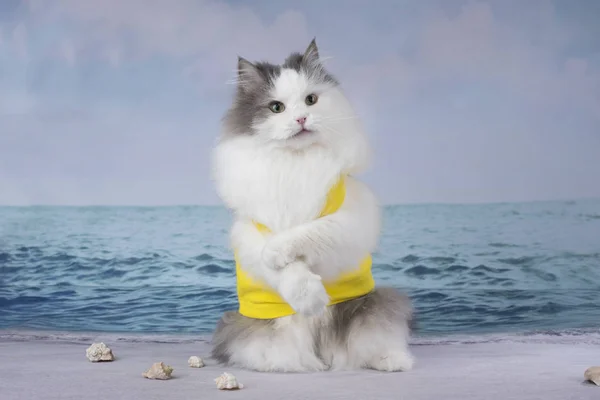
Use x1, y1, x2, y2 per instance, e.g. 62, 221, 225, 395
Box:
1, 200, 600, 338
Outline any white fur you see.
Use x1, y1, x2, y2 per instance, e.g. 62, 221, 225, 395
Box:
277, 261, 330, 316
227, 315, 328, 372
333, 315, 414, 371
212, 66, 412, 372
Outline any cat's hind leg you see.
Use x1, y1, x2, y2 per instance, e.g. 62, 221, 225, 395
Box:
325, 287, 415, 372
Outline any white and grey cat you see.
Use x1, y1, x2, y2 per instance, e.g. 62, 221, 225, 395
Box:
210, 39, 414, 372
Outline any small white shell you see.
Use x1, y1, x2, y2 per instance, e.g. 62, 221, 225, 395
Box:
188, 356, 205, 368
214, 372, 244, 390
584, 366, 600, 386
85, 342, 114, 362
142, 362, 174, 380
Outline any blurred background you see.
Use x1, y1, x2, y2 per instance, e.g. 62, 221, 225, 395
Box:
1, 0, 599, 338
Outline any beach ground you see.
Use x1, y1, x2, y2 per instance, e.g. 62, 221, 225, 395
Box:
1, 333, 599, 400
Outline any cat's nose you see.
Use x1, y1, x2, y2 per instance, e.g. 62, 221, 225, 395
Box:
296, 116, 307, 126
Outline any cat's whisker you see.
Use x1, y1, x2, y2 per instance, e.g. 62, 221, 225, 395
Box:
225, 78, 253, 86
314, 115, 354, 121
315, 115, 359, 123
319, 124, 343, 136
319, 116, 358, 122
318, 113, 358, 119
226, 75, 244, 81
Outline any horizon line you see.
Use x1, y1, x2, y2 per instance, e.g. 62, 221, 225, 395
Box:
0, 197, 598, 208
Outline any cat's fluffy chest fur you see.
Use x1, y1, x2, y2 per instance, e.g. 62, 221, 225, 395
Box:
213, 137, 345, 232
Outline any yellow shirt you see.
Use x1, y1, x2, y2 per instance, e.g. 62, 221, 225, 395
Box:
234, 175, 375, 319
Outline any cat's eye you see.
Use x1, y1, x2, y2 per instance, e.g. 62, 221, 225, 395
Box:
268, 101, 285, 113
305, 94, 318, 106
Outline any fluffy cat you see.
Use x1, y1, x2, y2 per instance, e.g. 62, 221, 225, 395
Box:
210, 38, 414, 372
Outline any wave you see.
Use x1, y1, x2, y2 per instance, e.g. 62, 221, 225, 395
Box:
1, 201, 599, 335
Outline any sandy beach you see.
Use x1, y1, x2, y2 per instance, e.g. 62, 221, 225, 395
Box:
1, 330, 599, 400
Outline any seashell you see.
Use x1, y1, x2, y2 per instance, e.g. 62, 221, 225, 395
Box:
214, 372, 244, 390
142, 362, 174, 380
584, 366, 600, 386
85, 342, 114, 362
188, 356, 205, 368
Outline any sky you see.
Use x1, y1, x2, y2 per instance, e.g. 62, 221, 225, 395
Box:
0, 0, 599, 206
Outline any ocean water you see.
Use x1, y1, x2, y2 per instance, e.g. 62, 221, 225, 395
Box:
1, 200, 600, 337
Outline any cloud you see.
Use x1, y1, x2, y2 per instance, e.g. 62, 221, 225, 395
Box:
60, 38, 75, 66
0, 0, 599, 205
345, 2, 599, 117
23, 0, 313, 86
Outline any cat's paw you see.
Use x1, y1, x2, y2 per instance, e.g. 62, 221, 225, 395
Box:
278, 263, 329, 317
369, 350, 414, 372
262, 232, 299, 270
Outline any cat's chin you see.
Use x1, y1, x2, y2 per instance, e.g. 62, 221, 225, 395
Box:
290, 128, 314, 139
264, 128, 320, 149
283, 129, 321, 149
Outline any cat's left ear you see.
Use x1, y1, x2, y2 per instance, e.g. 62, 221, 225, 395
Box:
303, 38, 320, 66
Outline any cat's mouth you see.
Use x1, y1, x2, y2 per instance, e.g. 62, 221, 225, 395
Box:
291, 128, 314, 138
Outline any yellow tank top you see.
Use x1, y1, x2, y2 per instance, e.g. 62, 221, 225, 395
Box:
234, 175, 375, 319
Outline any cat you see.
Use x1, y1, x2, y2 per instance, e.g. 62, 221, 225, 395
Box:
210, 38, 414, 372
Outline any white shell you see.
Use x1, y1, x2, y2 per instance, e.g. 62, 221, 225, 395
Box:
188, 356, 205, 368
85, 342, 114, 362
142, 362, 174, 380
214, 372, 244, 390
584, 366, 600, 386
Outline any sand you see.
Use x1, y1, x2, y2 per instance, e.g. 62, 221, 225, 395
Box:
1, 330, 599, 400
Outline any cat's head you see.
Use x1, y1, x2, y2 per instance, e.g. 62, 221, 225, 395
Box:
222, 39, 369, 161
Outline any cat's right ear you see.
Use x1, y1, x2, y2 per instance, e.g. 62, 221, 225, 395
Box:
237, 56, 263, 91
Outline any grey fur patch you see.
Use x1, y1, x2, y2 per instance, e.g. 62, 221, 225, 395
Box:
222, 38, 338, 136
327, 287, 413, 343
222, 59, 281, 136
210, 310, 275, 365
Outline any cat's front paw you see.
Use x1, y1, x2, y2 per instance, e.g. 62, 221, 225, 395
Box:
262, 232, 299, 270
278, 262, 329, 317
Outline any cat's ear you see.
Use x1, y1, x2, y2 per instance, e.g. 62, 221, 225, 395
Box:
303, 38, 320, 66
237, 56, 263, 91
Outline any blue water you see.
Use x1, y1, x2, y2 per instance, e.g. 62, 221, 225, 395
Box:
1, 200, 600, 336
